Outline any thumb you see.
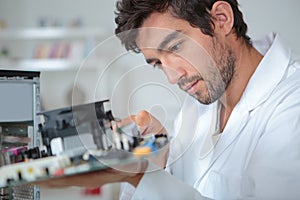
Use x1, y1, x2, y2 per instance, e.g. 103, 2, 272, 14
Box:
131, 110, 167, 136
130, 110, 151, 127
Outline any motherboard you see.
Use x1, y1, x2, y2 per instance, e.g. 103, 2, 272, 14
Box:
0, 100, 168, 188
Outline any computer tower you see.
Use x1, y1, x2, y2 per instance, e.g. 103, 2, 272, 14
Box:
0, 70, 40, 200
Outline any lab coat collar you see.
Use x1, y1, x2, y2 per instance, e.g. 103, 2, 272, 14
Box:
241, 32, 292, 112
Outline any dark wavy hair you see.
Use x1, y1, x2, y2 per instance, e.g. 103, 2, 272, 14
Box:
115, 0, 251, 53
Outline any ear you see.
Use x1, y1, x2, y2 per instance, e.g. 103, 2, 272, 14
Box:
210, 1, 234, 36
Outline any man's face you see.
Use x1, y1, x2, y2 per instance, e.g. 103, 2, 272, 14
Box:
136, 11, 236, 104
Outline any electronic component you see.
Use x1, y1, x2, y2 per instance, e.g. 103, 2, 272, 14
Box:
133, 134, 168, 156
0, 100, 169, 189
0, 70, 41, 200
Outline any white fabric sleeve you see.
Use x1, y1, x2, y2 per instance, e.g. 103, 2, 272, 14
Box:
132, 163, 211, 200
119, 182, 136, 200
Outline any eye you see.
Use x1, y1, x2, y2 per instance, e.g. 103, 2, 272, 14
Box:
169, 40, 184, 52
153, 61, 162, 69
146, 58, 162, 69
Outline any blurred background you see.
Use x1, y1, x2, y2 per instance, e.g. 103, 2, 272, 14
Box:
0, 0, 299, 199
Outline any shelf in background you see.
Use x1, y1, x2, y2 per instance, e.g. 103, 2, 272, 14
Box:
0, 27, 111, 40
0, 58, 105, 71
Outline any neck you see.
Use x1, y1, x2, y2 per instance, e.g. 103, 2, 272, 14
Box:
219, 41, 263, 131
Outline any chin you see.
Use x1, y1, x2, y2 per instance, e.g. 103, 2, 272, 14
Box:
191, 94, 212, 105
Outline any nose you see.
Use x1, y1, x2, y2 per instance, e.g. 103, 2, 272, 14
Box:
161, 58, 186, 84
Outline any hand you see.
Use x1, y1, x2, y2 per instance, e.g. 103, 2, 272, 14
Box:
118, 110, 168, 136
117, 110, 169, 169
33, 159, 148, 189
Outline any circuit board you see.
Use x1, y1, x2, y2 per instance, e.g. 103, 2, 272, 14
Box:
0, 100, 168, 188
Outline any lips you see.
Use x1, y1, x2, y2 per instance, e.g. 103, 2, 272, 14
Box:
184, 80, 199, 94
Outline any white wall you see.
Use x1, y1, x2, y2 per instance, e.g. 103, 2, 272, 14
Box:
239, 0, 300, 54
0, 0, 116, 29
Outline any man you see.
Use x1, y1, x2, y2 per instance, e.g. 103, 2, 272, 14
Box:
114, 0, 300, 199
39, 0, 300, 199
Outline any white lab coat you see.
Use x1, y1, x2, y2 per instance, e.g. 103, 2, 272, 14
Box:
130, 33, 300, 200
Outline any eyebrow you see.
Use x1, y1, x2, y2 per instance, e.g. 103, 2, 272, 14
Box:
157, 30, 182, 52
145, 30, 182, 65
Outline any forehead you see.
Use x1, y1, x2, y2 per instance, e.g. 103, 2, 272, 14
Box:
136, 12, 190, 49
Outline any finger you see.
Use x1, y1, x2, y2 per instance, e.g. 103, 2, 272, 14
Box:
135, 110, 168, 136
134, 110, 151, 127
134, 110, 152, 135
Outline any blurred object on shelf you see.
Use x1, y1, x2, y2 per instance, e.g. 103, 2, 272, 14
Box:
1, 46, 10, 58
69, 17, 83, 27
37, 16, 83, 28
0, 20, 6, 30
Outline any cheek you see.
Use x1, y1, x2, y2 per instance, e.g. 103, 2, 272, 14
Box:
162, 53, 201, 76
179, 47, 215, 75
